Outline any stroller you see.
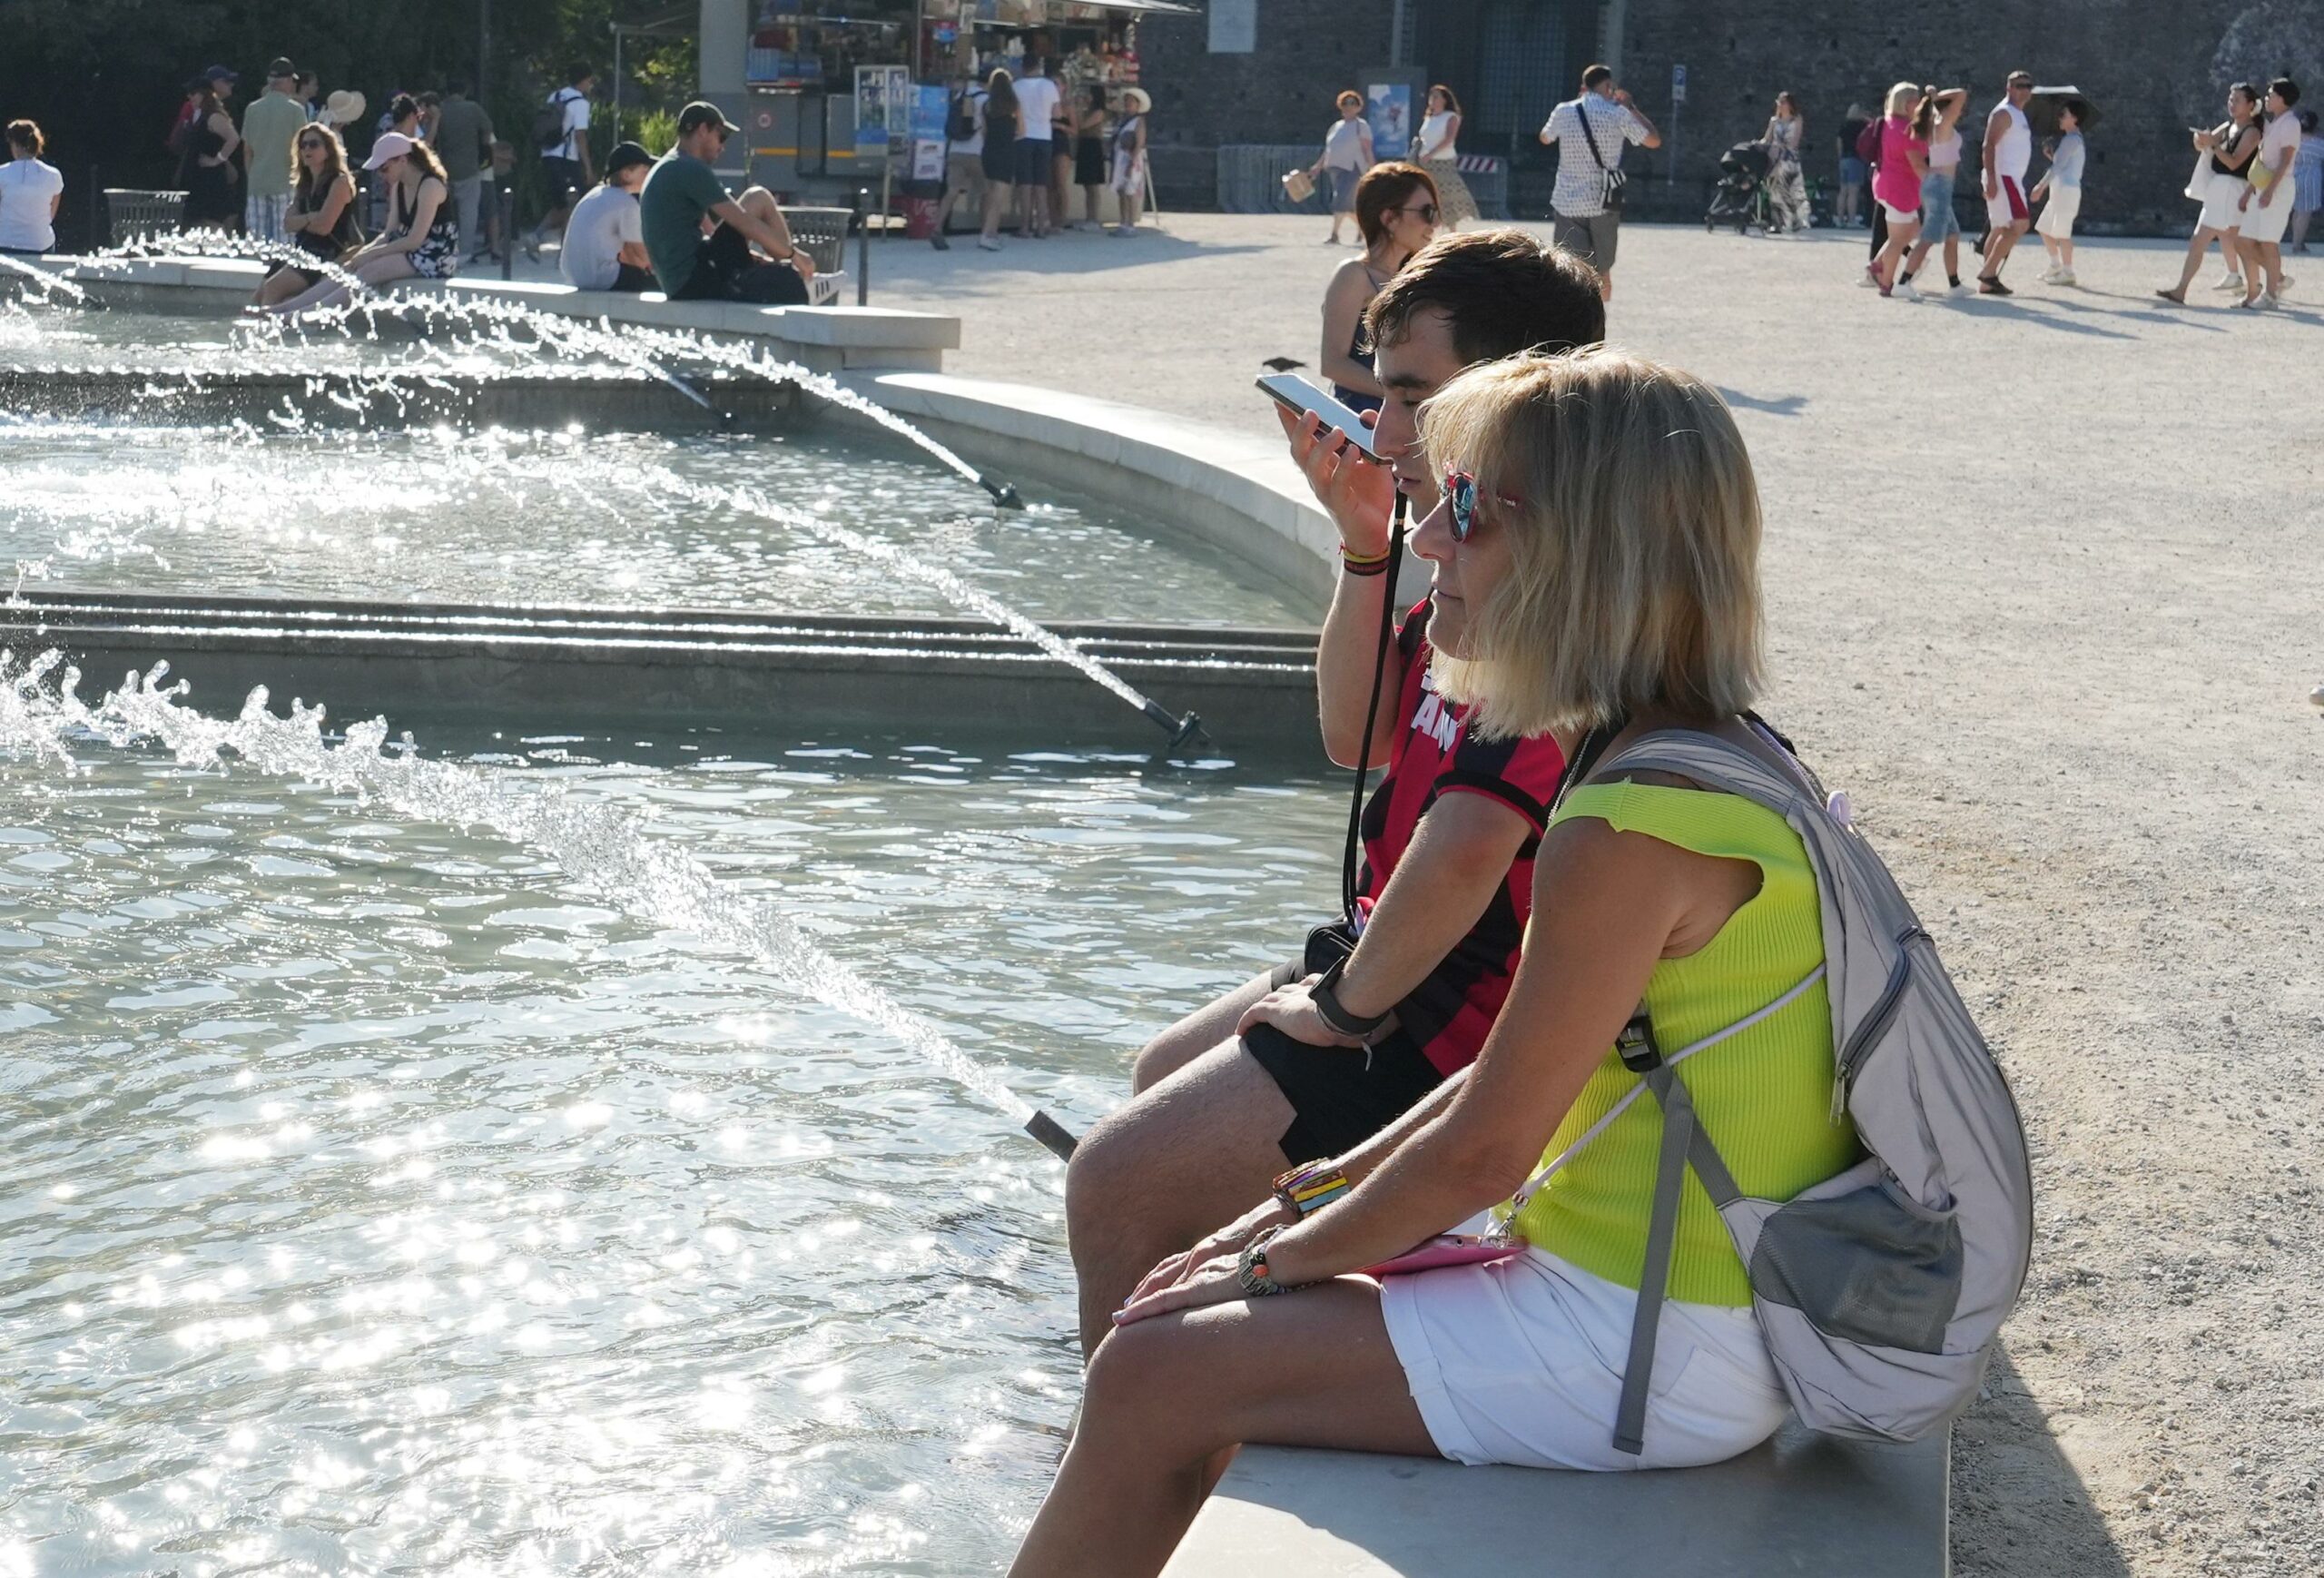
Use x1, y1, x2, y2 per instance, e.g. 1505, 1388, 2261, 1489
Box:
1705, 141, 1772, 233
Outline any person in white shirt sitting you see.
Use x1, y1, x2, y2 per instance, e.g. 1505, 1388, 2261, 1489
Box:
560, 142, 655, 292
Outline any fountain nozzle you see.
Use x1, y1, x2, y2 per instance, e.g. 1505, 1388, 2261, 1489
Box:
1023, 1108, 1079, 1160
1138, 700, 1208, 754
982, 478, 1025, 510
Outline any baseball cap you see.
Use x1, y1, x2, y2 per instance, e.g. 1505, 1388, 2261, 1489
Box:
606, 140, 653, 176
676, 100, 742, 138
364, 131, 419, 170
202, 64, 241, 84
268, 58, 298, 80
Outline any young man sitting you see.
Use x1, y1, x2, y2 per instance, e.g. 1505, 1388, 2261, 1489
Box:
640, 102, 818, 304
1063, 230, 1608, 1356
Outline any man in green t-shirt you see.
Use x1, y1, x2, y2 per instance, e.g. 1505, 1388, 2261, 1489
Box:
240, 58, 310, 242
640, 102, 816, 303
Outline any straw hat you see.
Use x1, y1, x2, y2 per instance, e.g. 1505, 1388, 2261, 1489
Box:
1122, 87, 1151, 113
324, 88, 367, 127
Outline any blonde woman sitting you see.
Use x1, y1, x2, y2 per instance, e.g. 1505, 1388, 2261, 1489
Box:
1009, 347, 1862, 1577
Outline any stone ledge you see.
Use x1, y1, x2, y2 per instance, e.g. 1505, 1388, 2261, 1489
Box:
1162, 1424, 1949, 1577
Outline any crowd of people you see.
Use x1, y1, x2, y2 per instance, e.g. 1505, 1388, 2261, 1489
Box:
929, 62, 1150, 249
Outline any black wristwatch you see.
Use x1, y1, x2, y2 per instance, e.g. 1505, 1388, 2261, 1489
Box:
1310, 956, 1391, 1040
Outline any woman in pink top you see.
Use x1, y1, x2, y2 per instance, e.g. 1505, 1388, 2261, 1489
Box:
1870, 83, 1930, 299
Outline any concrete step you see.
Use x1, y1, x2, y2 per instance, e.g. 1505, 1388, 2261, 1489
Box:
1163, 1422, 1948, 1577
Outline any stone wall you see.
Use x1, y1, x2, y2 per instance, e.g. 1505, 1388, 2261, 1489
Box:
1136, 0, 1397, 208
1130, 0, 2324, 232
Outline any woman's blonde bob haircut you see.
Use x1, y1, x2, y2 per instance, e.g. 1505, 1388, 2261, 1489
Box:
1423, 347, 1765, 740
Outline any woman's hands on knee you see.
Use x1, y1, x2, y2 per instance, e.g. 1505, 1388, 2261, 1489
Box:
1126, 1196, 1294, 1316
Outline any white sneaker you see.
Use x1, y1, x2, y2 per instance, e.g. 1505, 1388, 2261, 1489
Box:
976, 236, 1002, 251
1856, 266, 1879, 289
2210, 271, 2245, 291
2054, 268, 2077, 287
1893, 280, 1922, 302
2251, 291, 2280, 311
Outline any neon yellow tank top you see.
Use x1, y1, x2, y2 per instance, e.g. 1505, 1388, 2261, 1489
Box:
1504, 779, 1865, 1307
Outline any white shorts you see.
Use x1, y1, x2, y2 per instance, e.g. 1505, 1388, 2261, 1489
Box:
2239, 179, 2294, 245
2199, 177, 2249, 234
1984, 173, 2029, 232
2035, 185, 2081, 240
1379, 1245, 1789, 1472
1881, 201, 1920, 226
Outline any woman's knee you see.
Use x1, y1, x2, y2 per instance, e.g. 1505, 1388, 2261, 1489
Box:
1080, 1315, 1237, 1459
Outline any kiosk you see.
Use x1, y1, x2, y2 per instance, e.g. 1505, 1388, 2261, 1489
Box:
701, 0, 1189, 209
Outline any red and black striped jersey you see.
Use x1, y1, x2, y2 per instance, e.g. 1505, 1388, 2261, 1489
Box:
1356, 601, 1568, 1077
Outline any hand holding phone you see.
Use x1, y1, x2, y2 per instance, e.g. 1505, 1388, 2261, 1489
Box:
1256, 372, 1381, 459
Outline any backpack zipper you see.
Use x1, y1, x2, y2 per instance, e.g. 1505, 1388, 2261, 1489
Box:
1829, 928, 1928, 1122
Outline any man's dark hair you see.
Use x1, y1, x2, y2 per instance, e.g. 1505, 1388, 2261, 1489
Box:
1365, 228, 1606, 365
1581, 64, 1613, 93
2270, 77, 2300, 107
446, 75, 471, 96
566, 63, 596, 86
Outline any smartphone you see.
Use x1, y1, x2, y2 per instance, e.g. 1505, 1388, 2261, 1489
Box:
1256, 371, 1380, 459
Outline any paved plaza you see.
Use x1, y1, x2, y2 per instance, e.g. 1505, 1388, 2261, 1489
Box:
870, 215, 2322, 1577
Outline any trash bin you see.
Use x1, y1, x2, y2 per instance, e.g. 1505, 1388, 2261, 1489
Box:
901, 195, 936, 240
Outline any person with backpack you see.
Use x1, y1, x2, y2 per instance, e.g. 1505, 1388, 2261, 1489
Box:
1010, 346, 2031, 1578
931, 72, 988, 251
1537, 64, 1659, 301
523, 64, 596, 261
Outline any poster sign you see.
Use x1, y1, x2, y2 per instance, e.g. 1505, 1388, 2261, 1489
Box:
854, 64, 911, 160
1364, 82, 1412, 161
910, 83, 950, 181
1208, 0, 1256, 53
1671, 64, 1689, 104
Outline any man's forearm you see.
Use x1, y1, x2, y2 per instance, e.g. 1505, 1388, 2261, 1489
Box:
1315, 557, 1396, 766
1333, 797, 1529, 1017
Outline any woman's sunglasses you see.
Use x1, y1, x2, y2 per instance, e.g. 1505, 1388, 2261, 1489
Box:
1441, 470, 1522, 542
1403, 202, 1440, 223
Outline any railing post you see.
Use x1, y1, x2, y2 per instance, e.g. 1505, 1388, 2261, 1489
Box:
89, 166, 103, 251
855, 186, 870, 306
501, 187, 516, 281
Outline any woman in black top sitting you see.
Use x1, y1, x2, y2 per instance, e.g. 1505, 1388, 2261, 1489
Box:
266, 131, 457, 314
254, 123, 362, 308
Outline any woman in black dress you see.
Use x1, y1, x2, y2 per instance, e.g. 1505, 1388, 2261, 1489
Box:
978, 68, 1018, 251
180, 85, 243, 232
1074, 85, 1110, 229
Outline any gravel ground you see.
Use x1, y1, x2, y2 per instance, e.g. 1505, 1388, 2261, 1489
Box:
863, 215, 2324, 1574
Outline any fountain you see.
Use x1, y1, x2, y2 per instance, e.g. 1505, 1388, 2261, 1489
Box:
0, 265, 1336, 1572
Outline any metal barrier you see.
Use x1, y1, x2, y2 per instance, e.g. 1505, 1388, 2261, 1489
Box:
1216, 145, 1334, 214
103, 189, 186, 245
1452, 154, 1510, 221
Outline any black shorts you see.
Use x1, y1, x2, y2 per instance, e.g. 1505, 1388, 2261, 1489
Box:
542, 155, 584, 206
1246, 955, 1445, 1165
672, 222, 811, 305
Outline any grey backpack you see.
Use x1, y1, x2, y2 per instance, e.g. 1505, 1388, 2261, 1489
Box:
1503, 724, 2034, 1453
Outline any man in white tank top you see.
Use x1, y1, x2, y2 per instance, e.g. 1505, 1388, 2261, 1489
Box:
1977, 70, 2035, 293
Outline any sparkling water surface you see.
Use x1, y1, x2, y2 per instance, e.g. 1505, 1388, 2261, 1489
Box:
0, 424, 1301, 628
0, 728, 1338, 1574
2, 292, 1331, 1573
